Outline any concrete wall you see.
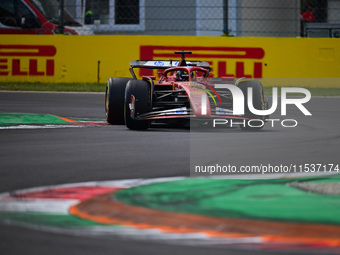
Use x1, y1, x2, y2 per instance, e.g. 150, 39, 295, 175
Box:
144, 0, 196, 35
328, 0, 340, 24
63, 0, 308, 36
196, 0, 224, 36
237, 0, 300, 37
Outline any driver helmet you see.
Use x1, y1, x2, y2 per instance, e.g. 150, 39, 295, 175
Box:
176, 70, 189, 81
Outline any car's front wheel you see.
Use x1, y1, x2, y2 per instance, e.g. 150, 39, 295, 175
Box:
105, 77, 132, 124
124, 80, 151, 130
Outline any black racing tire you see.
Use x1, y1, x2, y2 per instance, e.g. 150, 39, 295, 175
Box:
237, 80, 265, 130
124, 80, 151, 130
105, 77, 132, 124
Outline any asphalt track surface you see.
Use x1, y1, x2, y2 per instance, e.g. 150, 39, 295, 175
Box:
0, 91, 339, 255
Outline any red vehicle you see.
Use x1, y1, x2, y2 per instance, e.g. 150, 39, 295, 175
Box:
105, 51, 268, 130
0, 0, 92, 34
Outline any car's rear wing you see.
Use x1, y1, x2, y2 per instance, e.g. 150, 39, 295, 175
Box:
130, 60, 210, 69
129, 60, 210, 79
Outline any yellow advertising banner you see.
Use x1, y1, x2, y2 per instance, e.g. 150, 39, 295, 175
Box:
0, 35, 339, 87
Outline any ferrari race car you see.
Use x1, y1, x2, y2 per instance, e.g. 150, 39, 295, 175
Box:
105, 51, 268, 130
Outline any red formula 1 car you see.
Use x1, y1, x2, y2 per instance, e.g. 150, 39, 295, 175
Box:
105, 51, 268, 130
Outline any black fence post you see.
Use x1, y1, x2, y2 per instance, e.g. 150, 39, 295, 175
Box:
223, 0, 228, 35
59, 0, 64, 34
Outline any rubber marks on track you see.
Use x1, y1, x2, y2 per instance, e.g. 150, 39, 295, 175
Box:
1, 177, 340, 252
0, 112, 107, 129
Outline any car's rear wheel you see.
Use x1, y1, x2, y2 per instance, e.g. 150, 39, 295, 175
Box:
124, 80, 151, 130
237, 80, 265, 130
105, 77, 132, 124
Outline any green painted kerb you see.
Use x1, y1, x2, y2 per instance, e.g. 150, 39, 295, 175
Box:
0, 112, 72, 126
0, 112, 106, 126
115, 175, 340, 225
0, 212, 103, 227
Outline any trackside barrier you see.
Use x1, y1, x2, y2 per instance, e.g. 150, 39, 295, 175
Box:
0, 35, 339, 87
